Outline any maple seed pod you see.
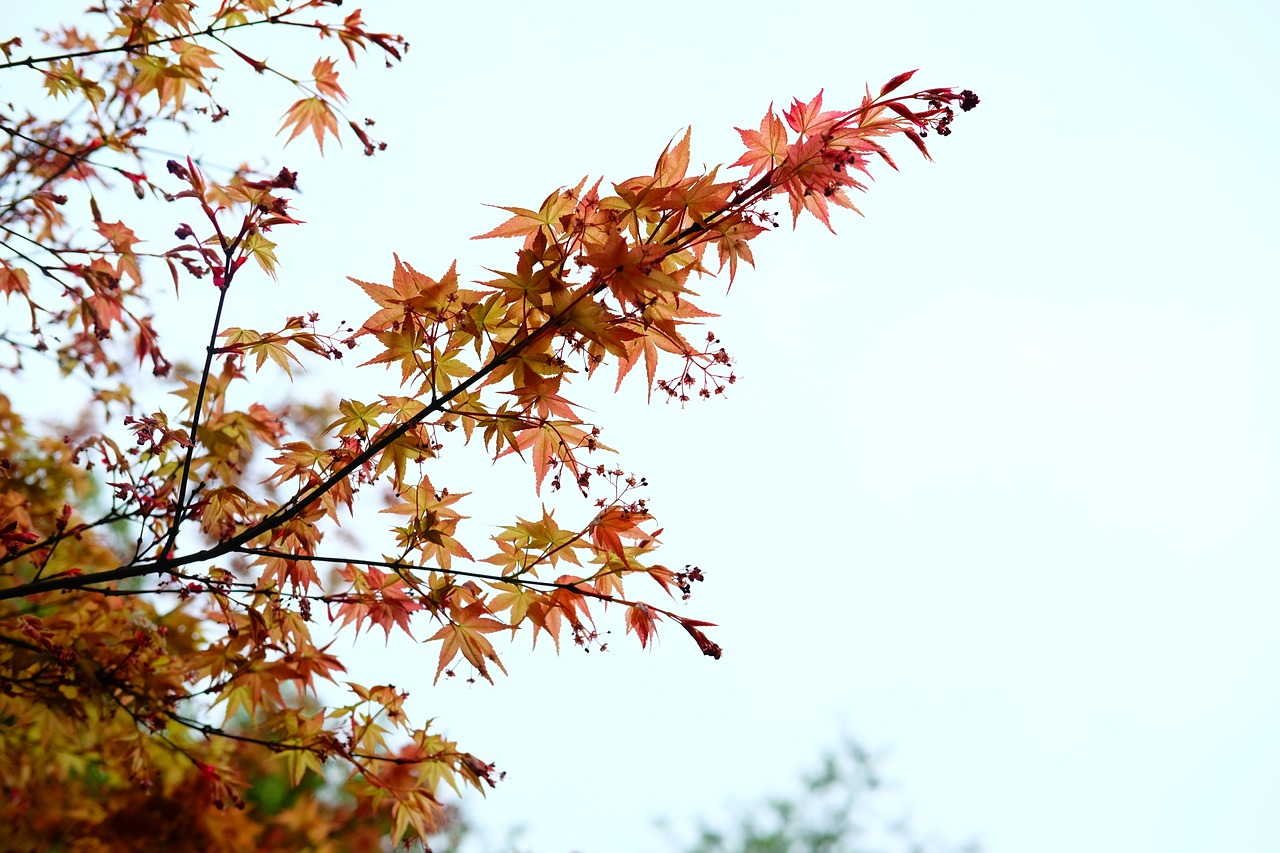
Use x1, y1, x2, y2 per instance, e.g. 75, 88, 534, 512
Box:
272, 167, 298, 189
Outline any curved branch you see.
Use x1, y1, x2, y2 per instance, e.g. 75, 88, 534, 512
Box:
0, 15, 294, 72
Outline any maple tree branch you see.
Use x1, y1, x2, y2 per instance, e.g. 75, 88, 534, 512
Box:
0, 12, 314, 72
0, 120, 86, 167
96, 685, 247, 791
163, 263, 233, 556
164, 708, 470, 767
164, 709, 319, 752
0, 223, 74, 265
0, 125, 112, 219
224, 544, 691, 635
0, 506, 137, 569
231, 546, 591, 594
0, 130, 883, 602
0, 232, 70, 286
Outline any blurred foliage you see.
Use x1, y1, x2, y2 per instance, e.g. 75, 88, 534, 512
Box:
676, 740, 980, 853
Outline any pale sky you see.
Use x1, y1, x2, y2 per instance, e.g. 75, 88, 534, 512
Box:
5, 1, 1279, 852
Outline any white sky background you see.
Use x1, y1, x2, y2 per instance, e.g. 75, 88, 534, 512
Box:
5, 1, 1280, 851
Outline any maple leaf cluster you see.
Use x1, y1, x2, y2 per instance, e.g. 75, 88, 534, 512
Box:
0, 2, 977, 848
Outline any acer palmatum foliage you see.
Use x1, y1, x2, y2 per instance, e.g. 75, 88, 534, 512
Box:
0, 2, 977, 848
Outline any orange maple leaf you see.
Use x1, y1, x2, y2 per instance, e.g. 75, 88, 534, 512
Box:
713, 218, 766, 285
500, 419, 596, 495
427, 601, 509, 684
312, 57, 346, 102
351, 255, 459, 334
731, 106, 788, 180
279, 96, 340, 151
624, 603, 661, 649
472, 182, 584, 245
653, 128, 692, 186
335, 564, 424, 640
782, 89, 843, 137
590, 505, 654, 565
